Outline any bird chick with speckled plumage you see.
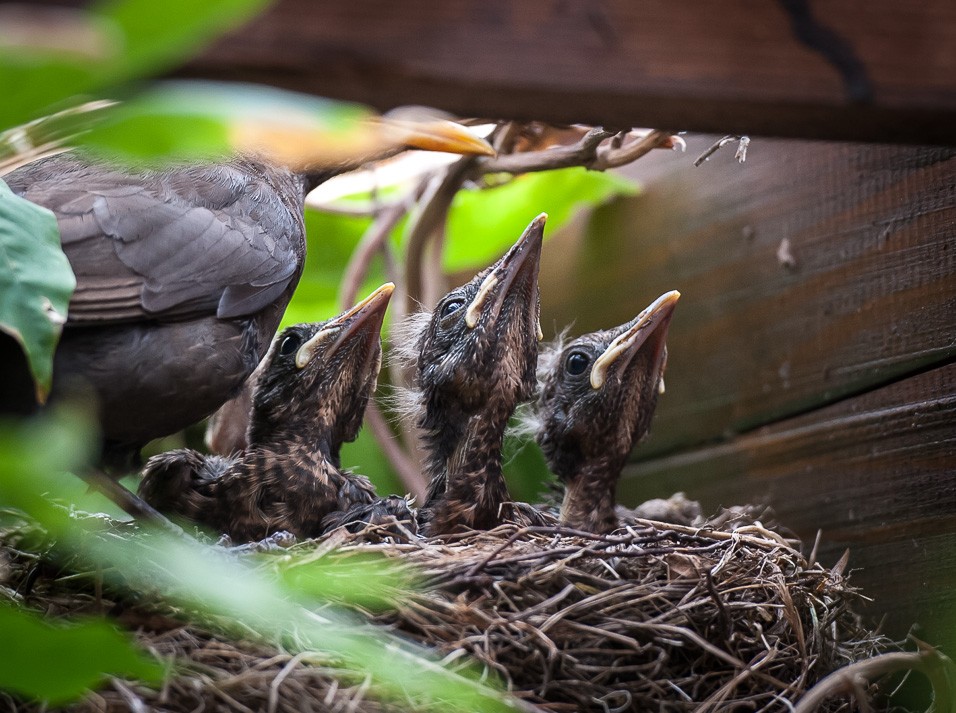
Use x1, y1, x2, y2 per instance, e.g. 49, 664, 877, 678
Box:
138, 283, 413, 543
532, 291, 680, 534
395, 215, 547, 535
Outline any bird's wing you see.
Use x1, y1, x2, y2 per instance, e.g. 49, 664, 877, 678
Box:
138, 448, 212, 517
6, 154, 305, 324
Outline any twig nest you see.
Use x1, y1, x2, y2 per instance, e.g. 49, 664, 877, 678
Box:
340, 516, 891, 711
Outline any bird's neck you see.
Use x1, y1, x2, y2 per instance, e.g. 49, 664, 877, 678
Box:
301, 169, 339, 196
559, 454, 627, 534
249, 419, 335, 465
423, 411, 511, 534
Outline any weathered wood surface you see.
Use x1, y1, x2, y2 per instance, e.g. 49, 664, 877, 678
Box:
540, 137, 956, 459
183, 0, 956, 143
536, 136, 956, 652
619, 362, 956, 651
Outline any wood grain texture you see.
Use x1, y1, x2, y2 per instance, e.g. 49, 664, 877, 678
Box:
181, 0, 956, 143
616, 362, 956, 651
539, 136, 956, 459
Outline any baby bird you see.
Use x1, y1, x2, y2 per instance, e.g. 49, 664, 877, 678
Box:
138, 283, 410, 542
397, 215, 546, 535
533, 291, 680, 534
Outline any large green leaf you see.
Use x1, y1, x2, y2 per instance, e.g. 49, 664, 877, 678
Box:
444, 167, 638, 272
0, 179, 74, 400
0, 604, 164, 706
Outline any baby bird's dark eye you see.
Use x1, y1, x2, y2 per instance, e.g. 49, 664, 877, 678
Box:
440, 298, 465, 319
279, 333, 302, 356
565, 351, 590, 376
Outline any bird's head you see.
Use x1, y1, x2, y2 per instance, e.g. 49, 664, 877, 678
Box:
535, 290, 680, 481
414, 215, 545, 421
250, 283, 394, 448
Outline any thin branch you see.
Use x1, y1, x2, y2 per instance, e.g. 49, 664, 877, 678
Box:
694, 134, 750, 167
594, 129, 675, 169
306, 200, 398, 218
403, 157, 475, 310
338, 185, 424, 310
793, 645, 956, 713
477, 127, 613, 174
364, 403, 427, 501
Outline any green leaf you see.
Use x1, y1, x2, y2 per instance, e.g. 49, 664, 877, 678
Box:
502, 431, 552, 504
0, 406, 96, 529
0, 179, 74, 400
78, 82, 371, 164
282, 207, 381, 328
0, 410, 518, 712
93, 0, 271, 83
277, 551, 420, 611
0, 603, 163, 705
0, 0, 270, 130
444, 167, 638, 272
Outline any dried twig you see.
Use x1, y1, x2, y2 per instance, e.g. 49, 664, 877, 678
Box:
694, 134, 751, 167
2, 509, 896, 713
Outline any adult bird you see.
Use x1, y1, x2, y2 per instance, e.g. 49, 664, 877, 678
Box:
396, 215, 546, 535
138, 284, 413, 542
532, 291, 680, 534
3, 114, 493, 474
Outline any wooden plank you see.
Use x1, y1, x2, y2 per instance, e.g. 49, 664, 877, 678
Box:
617, 362, 956, 652
538, 137, 956, 458
181, 0, 956, 143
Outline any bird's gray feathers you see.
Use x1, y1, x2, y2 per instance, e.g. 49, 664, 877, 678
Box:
6, 152, 306, 324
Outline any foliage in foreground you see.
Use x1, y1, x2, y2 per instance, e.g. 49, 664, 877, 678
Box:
0, 408, 524, 711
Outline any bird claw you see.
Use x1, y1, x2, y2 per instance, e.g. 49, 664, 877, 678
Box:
219, 530, 298, 553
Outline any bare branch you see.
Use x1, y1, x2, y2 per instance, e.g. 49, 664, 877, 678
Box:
476, 127, 613, 175
364, 401, 427, 501
403, 158, 475, 310
793, 645, 956, 713
594, 129, 675, 169
694, 134, 750, 167
338, 185, 424, 310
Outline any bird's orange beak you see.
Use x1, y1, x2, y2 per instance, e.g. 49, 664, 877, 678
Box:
375, 115, 496, 157
234, 110, 494, 171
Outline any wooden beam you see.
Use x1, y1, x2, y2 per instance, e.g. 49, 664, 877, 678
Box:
183, 0, 956, 144
616, 362, 956, 653
539, 137, 956, 459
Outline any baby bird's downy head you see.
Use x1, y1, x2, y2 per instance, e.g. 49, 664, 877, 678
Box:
249, 283, 394, 448
536, 291, 680, 482
413, 215, 545, 426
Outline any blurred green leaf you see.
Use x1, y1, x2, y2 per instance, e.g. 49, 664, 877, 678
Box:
78, 82, 372, 164
0, 410, 519, 712
94, 0, 271, 83
444, 167, 638, 272
277, 551, 420, 611
0, 180, 74, 400
0, 408, 96, 528
0, 603, 163, 705
0, 0, 270, 129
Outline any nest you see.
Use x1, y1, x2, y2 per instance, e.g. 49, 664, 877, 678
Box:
366, 517, 889, 711
1, 508, 895, 713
